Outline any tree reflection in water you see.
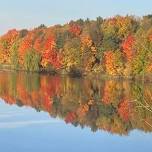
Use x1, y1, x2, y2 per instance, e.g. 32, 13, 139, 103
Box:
0, 71, 152, 135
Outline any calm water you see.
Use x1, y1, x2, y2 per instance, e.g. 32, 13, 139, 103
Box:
0, 71, 152, 152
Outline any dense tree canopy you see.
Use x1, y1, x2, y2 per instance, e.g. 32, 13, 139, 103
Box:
0, 15, 152, 77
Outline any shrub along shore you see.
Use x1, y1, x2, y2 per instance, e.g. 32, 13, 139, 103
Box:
0, 15, 152, 79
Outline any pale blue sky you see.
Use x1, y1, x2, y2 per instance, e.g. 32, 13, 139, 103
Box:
0, 0, 152, 34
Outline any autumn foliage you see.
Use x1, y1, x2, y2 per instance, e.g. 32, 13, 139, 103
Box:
0, 15, 152, 76
118, 100, 132, 122
69, 23, 82, 37
122, 35, 135, 61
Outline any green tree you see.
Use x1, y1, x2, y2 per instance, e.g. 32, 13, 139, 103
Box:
24, 49, 41, 71
63, 38, 81, 72
10, 40, 20, 69
132, 30, 150, 76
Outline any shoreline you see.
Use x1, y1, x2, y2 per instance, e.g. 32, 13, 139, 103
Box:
0, 64, 152, 83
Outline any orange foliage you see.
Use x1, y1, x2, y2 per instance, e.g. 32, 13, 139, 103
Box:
102, 82, 112, 105
81, 36, 93, 48
122, 35, 135, 61
102, 81, 117, 105
104, 51, 116, 75
41, 36, 62, 69
77, 104, 89, 117
118, 100, 132, 122
147, 64, 152, 72
44, 36, 56, 50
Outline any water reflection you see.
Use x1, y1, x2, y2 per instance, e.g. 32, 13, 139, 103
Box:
0, 71, 152, 135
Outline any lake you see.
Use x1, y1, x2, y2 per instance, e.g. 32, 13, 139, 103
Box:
0, 71, 152, 152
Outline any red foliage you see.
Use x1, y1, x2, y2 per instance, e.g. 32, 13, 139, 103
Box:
118, 100, 132, 122
65, 112, 76, 123
41, 76, 61, 97
122, 35, 135, 61
42, 36, 62, 69
19, 33, 33, 52
42, 49, 62, 69
44, 36, 56, 50
69, 24, 81, 36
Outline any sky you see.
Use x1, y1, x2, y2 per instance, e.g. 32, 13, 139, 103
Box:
0, 0, 152, 34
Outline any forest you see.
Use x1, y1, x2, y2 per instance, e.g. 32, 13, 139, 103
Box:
0, 15, 152, 77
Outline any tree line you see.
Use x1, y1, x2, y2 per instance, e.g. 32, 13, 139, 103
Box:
0, 15, 152, 77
